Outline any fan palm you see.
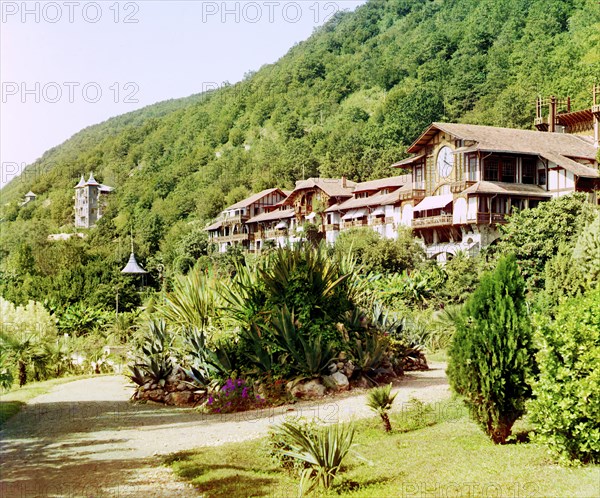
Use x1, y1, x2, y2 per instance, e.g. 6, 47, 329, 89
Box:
366, 383, 397, 432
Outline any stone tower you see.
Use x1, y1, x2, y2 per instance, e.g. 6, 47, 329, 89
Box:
74, 173, 113, 228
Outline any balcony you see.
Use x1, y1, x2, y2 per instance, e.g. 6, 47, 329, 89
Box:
399, 183, 426, 201
262, 229, 287, 239
213, 233, 251, 243
222, 214, 249, 225
412, 214, 453, 228
592, 104, 600, 116
352, 219, 369, 227
474, 212, 507, 224
450, 180, 476, 193
369, 218, 385, 226
324, 223, 340, 231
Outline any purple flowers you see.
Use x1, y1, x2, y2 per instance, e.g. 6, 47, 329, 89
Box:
205, 378, 264, 414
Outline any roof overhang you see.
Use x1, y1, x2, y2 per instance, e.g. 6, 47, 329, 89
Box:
392, 153, 425, 168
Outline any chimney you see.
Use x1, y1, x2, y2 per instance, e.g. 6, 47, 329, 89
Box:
341, 176, 347, 188
548, 96, 556, 132
593, 84, 600, 148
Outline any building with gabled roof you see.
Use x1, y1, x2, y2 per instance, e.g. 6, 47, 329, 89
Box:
206, 188, 288, 252
392, 105, 599, 260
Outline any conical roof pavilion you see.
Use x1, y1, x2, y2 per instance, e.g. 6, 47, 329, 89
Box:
121, 252, 147, 274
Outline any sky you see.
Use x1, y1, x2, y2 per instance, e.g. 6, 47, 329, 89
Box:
0, 0, 366, 188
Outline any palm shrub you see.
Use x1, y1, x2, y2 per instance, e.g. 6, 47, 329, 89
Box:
529, 287, 600, 464
274, 420, 355, 493
447, 254, 535, 444
366, 383, 397, 432
572, 213, 600, 289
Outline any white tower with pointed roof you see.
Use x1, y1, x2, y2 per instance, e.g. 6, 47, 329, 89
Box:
74, 173, 114, 228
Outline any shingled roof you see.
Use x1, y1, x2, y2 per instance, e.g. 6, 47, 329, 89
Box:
404, 122, 599, 178
226, 188, 286, 211
461, 181, 552, 197
286, 178, 357, 201
353, 174, 411, 193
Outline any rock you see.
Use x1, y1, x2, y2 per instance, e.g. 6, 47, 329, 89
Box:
165, 391, 194, 406
290, 379, 326, 398
323, 371, 350, 392
336, 362, 344, 370
144, 389, 164, 402
343, 361, 355, 378
142, 381, 152, 391
327, 363, 338, 374
352, 376, 369, 389
177, 382, 188, 391
150, 383, 158, 390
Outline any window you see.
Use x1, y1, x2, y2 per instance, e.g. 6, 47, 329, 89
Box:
501, 158, 516, 183
538, 167, 547, 187
484, 157, 499, 181
414, 161, 424, 187
478, 197, 489, 213
467, 154, 478, 181
522, 158, 536, 184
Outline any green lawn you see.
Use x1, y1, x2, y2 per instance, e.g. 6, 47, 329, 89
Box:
0, 375, 95, 428
166, 399, 600, 497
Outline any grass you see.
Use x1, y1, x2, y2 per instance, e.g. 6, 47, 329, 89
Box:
166, 398, 600, 497
0, 375, 96, 428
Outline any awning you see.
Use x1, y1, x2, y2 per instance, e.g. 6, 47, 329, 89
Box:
413, 194, 453, 212
305, 212, 316, 220
342, 208, 367, 220
275, 221, 288, 230
371, 206, 385, 217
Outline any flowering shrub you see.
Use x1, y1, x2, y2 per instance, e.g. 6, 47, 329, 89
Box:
205, 378, 265, 413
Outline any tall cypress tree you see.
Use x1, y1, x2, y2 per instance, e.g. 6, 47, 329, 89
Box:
447, 254, 535, 444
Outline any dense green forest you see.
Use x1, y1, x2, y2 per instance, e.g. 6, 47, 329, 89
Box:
1, 0, 599, 309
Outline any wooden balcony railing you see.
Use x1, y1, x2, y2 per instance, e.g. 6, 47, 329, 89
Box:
369, 218, 385, 226
222, 214, 249, 225
412, 214, 453, 228
385, 217, 395, 224
399, 187, 426, 201
213, 233, 251, 243
324, 223, 340, 231
262, 229, 287, 239
450, 180, 476, 193
352, 219, 369, 227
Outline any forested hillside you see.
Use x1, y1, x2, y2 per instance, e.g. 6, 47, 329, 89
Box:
1, 0, 599, 309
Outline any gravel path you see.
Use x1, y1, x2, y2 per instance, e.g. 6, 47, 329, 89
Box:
0, 363, 450, 497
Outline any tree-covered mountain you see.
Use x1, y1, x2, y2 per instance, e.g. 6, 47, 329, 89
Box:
1, 0, 599, 307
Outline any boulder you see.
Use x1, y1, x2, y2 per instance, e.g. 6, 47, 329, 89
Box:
165, 391, 194, 406
327, 363, 338, 374
290, 379, 326, 398
352, 376, 369, 389
323, 371, 350, 392
343, 361, 355, 378
143, 389, 165, 402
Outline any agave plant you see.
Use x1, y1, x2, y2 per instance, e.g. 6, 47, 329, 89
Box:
275, 421, 355, 493
128, 319, 174, 386
268, 306, 334, 378
366, 383, 397, 432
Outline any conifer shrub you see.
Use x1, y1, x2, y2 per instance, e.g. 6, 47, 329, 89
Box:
529, 287, 600, 464
447, 254, 535, 444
